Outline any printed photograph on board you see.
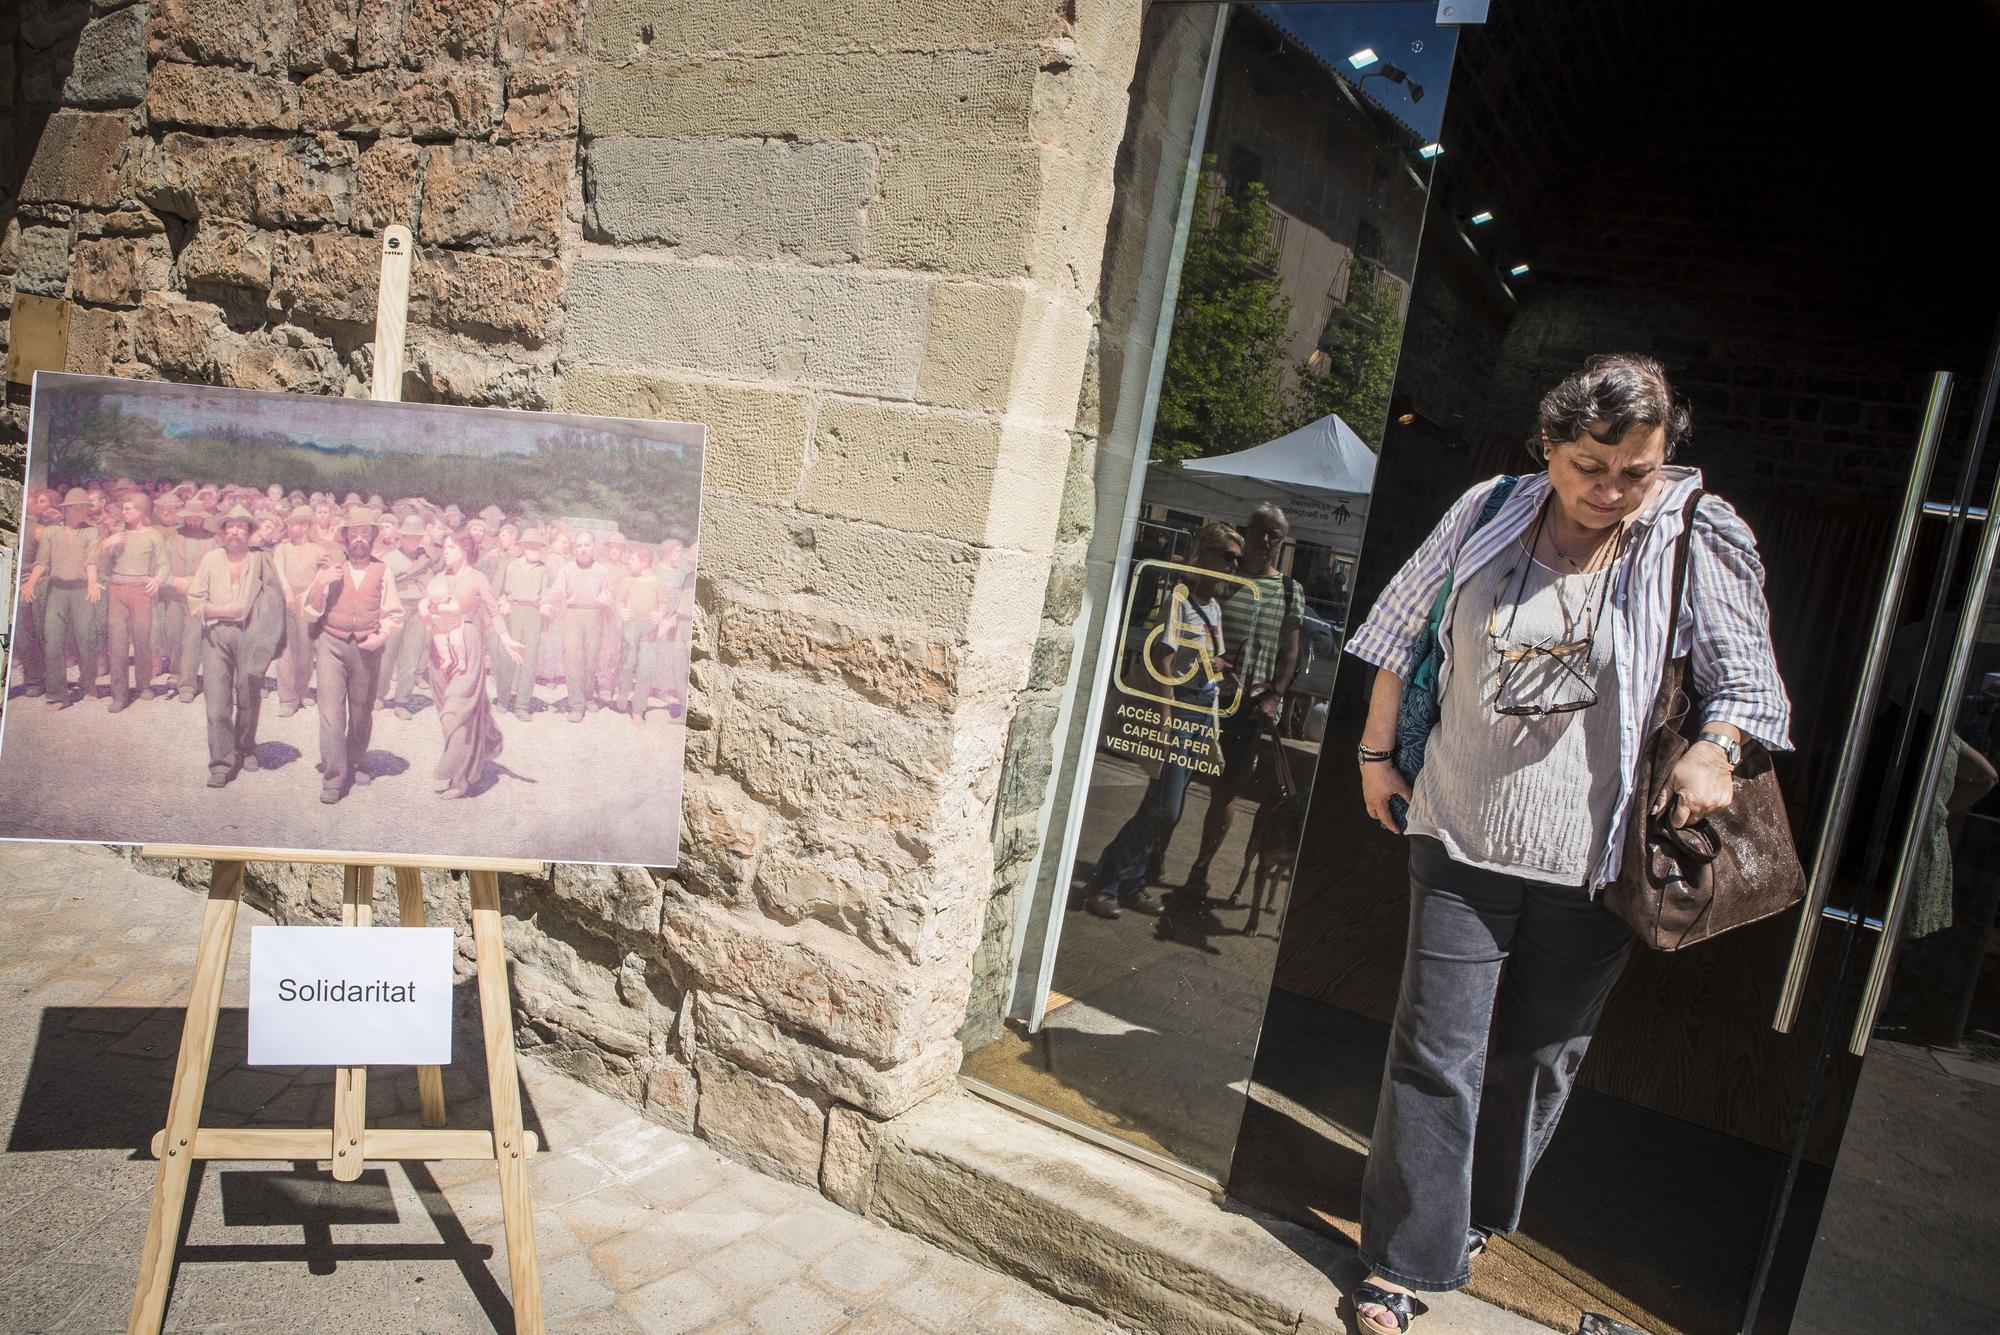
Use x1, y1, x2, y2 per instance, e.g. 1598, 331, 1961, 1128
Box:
0, 373, 703, 866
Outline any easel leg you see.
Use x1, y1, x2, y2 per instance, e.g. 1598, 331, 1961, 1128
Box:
331, 865, 371, 1183
128, 859, 245, 1335
469, 869, 542, 1334
394, 866, 448, 1127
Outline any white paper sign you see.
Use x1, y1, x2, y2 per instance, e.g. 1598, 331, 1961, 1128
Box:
248, 926, 453, 1066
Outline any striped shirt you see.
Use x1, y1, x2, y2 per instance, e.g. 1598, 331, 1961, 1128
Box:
1345, 466, 1792, 889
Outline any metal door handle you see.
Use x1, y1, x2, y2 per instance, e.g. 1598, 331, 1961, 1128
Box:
1771, 373, 1952, 1033
1853, 435, 2000, 1055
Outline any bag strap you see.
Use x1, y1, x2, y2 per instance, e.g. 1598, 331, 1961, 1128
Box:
1423, 474, 1520, 628
1663, 489, 1706, 669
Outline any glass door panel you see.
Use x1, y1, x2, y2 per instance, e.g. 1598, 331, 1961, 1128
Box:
961, 1, 1460, 1184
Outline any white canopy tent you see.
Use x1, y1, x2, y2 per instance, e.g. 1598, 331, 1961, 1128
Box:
1142, 412, 1376, 552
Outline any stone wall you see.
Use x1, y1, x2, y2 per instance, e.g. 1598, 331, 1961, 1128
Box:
3, 0, 1146, 1200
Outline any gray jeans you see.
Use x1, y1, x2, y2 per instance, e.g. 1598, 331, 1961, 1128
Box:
1359, 836, 1632, 1292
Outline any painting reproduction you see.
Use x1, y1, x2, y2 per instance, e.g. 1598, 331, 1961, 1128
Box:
0, 373, 703, 867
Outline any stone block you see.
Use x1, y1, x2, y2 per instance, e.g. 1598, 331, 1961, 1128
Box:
132, 292, 225, 378
69, 235, 172, 307
63, 6, 149, 108
500, 65, 580, 139
412, 250, 566, 344
749, 822, 980, 971
179, 224, 276, 293
586, 0, 1062, 59
1030, 55, 1134, 170
64, 305, 132, 376
351, 137, 425, 231
503, 911, 660, 1069
697, 996, 959, 1121
800, 398, 1071, 554
289, 0, 359, 73
676, 773, 769, 903
419, 141, 569, 248
133, 133, 262, 222
555, 368, 809, 505
146, 60, 301, 131
716, 671, 953, 827
565, 258, 930, 399
149, 0, 299, 74
917, 281, 1093, 427
20, 0, 89, 51
15, 226, 71, 297
404, 335, 556, 409
658, 890, 958, 1066
694, 493, 1048, 639
270, 229, 379, 326
820, 1104, 883, 1213
585, 139, 872, 263
354, 0, 402, 68
871, 142, 1039, 279
641, 1051, 698, 1130
692, 1053, 825, 1187
580, 48, 1046, 144
400, 0, 502, 67
256, 134, 356, 227
499, 0, 585, 62
297, 66, 502, 138
543, 862, 665, 939
18, 111, 129, 208
716, 598, 959, 715
214, 324, 345, 394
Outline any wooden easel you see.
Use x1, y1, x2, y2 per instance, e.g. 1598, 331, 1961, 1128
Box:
126, 229, 546, 1334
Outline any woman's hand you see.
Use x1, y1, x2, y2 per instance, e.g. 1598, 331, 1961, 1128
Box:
1653, 743, 1736, 827
1360, 760, 1413, 834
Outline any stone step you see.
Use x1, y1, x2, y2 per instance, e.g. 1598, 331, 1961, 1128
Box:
846, 1085, 1550, 1335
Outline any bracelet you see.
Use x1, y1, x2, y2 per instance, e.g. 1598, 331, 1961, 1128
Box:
1357, 744, 1395, 765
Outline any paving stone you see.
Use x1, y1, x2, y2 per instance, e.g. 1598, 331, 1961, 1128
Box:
688, 1233, 803, 1303
743, 1276, 855, 1334
539, 1248, 621, 1319
556, 1182, 662, 1246
880, 1253, 998, 1326
810, 1234, 912, 1302
619, 1268, 727, 1335
758, 1204, 870, 1262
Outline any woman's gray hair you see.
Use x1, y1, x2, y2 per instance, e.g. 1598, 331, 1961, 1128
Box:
1534, 353, 1692, 460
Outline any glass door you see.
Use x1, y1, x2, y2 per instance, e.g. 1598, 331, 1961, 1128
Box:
1775, 334, 2000, 1334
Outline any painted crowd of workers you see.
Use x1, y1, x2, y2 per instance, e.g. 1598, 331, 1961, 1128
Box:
10, 478, 696, 803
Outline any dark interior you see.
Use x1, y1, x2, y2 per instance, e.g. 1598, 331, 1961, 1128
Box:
1240, 3, 2000, 1332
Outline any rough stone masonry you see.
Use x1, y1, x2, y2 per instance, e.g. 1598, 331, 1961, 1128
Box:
1, 0, 1142, 1202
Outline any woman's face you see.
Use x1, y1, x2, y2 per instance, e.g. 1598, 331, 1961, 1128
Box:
1544, 421, 1669, 532
443, 536, 468, 572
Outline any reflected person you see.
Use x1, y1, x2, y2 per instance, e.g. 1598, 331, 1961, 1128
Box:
1342, 355, 1792, 1333
1183, 503, 1303, 898
1083, 521, 1243, 920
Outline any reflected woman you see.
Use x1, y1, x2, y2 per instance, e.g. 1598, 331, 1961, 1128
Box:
1342, 355, 1792, 1332
417, 533, 523, 799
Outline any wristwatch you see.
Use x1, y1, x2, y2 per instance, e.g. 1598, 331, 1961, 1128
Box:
1695, 730, 1741, 769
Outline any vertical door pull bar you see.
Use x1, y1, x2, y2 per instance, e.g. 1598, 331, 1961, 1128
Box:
1771, 372, 1953, 1033
1854, 396, 2000, 1055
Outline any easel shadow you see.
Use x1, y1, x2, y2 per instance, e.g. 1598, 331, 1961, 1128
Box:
9, 995, 549, 1331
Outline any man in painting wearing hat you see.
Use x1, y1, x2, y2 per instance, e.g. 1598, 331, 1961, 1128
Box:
303, 506, 406, 803
100, 491, 172, 713
186, 506, 275, 785
491, 526, 553, 721
541, 528, 615, 722
21, 488, 103, 709
9, 490, 55, 698
376, 513, 436, 719
167, 502, 220, 701
272, 505, 330, 717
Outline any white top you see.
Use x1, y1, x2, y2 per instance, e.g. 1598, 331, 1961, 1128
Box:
1405, 545, 1625, 886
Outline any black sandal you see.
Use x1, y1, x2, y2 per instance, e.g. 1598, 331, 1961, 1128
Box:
1353, 1281, 1418, 1334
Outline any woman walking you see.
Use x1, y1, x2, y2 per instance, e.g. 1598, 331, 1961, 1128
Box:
1343, 355, 1791, 1332
417, 533, 523, 799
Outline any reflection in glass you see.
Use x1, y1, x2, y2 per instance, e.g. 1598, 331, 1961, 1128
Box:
962, 3, 1456, 1182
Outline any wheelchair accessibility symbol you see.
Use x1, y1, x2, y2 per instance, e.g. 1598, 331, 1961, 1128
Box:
1117, 558, 1260, 718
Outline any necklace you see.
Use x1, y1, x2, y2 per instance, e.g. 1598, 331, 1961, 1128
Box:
1543, 501, 1621, 573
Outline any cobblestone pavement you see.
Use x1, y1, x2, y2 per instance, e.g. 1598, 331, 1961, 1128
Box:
0, 842, 1123, 1334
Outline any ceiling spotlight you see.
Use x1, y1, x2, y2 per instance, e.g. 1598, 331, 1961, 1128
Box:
1509, 262, 1531, 276
1469, 211, 1494, 225
1348, 48, 1380, 69
1417, 142, 1444, 159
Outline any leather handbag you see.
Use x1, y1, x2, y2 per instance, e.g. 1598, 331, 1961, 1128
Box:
1604, 491, 1805, 949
